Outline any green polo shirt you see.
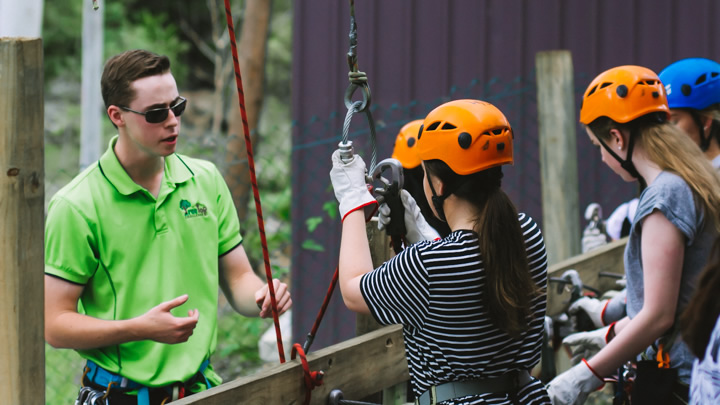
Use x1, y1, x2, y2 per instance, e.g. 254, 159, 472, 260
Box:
45, 136, 242, 387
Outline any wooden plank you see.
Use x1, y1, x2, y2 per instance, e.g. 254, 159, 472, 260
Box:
546, 237, 627, 317
175, 325, 409, 405
356, 218, 391, 336
0, 37, 45, 405
535, 50, 581, 265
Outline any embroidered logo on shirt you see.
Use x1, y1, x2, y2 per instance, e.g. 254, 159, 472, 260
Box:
179, 199, 208, 218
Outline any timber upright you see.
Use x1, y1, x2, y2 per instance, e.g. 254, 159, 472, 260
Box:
0, 37, 45, 405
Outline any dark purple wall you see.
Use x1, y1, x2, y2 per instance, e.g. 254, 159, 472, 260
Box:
291, 0, 720, 350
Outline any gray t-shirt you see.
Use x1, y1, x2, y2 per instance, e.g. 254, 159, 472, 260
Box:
625, 171, 717, 383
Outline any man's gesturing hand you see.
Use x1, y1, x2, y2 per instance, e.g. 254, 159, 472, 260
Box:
137, 294, 199, 344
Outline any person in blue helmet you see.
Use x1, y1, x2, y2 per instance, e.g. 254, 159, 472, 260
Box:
660, 57, 720, 170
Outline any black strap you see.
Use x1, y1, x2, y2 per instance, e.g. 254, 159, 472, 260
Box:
415, 370, 533, 405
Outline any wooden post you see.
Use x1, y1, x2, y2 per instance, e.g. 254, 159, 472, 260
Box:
359, 218, 408, 405
536, 50, 581, 265
0, 37, 45, 405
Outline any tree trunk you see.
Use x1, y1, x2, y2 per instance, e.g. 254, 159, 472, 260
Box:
225, 0, 271, 223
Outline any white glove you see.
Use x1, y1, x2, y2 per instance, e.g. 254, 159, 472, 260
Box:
568, 297, 608, 329
581, 226, 608, 253
330, 150, 378, 221
546, 360, 604, 405
378, 189, 440, 245
562, 324, 614, 365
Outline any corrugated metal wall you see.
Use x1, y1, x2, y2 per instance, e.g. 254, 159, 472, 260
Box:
290, 0, 720, 350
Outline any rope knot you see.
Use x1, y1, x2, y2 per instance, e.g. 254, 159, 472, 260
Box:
292, 343, 325, 405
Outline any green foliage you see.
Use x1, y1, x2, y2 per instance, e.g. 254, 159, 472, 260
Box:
42, 1, 190, 84
301, 239, 325, 252
103, 5, 190, 83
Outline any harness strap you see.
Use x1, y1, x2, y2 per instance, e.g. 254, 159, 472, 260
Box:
415, 370, 533, 405
84, 359, 209, 405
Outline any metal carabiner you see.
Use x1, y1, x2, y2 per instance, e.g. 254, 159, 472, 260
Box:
369, 158, 404, 203
343, 0, 371, 112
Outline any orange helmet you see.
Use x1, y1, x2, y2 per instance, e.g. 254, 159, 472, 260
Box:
391, 119, 423, 169
580, 65, 670, 125
416, 99, 513, 175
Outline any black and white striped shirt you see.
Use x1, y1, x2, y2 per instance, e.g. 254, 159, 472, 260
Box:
360, 213, 549, 404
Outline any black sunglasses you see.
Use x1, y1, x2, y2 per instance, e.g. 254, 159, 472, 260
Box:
120, 97, 187, 124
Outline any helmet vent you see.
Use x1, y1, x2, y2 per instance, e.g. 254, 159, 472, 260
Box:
482, 140, 490, 150
600, 82, 613, 89
587, 85, 598, 96
458, 132, 472, 149
442, 123, 457, 130
407, 137, 416, 147
616, 84, 629, 98
652, 91, 660, 98
492, 129, 504, 135
712, 72, 719, 78
695, 74, 707, 85
417, 124, 424, 139
642, 80, 658, 85
497, 143, 505, 151
682, 84, 692, 96
426, 121, 441, 131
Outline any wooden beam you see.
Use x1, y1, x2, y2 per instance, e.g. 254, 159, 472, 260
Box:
0, 37, 45, 405
536, 50, 581, 265
175, 325, 410, 405
546, 237, 627, 316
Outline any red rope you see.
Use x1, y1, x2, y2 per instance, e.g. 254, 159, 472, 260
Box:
303, 267, 339, 353
291, 343, 325, 405
222, 0, 285, 363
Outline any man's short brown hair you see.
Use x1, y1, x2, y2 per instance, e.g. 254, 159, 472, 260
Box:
101, 49, 171, 110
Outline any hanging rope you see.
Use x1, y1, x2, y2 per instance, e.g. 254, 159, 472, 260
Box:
222, 0, 285, 363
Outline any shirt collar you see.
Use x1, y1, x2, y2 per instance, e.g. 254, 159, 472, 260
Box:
98, 135, 194, 195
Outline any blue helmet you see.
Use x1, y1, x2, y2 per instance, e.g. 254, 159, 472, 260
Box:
659, 57, 720, 110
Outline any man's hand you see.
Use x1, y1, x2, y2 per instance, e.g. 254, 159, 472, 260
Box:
136, 294, 199, 344
255, 279, 292, 319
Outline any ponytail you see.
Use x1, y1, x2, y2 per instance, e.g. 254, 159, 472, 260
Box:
424, 161, 541, 336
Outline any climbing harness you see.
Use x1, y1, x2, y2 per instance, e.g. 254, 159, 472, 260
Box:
222, 0, 285, 363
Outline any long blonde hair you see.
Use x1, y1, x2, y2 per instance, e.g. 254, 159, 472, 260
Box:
590, 114, 720, 231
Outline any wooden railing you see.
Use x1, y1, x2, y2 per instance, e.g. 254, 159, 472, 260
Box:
175, 237, 626, 404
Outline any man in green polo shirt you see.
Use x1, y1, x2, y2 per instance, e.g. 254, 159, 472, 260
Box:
44, 49, 292, 405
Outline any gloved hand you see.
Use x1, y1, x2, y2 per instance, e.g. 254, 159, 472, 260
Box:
378, 189, 440, 245
562, 323, 615, 365
546, 360, 604, 405
581, 226, 608, 253
330, 150, 378, 221
568, 296, 609, 329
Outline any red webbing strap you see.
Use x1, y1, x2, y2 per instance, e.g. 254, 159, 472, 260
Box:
222, 0, 284, 363
291, 343, 325, 405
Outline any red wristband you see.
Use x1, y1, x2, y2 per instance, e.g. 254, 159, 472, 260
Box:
604, 321, 617, 343
582, 359, 605, 385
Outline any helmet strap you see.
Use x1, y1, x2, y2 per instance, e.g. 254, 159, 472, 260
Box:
596, 129, 646, 188
427, 176, 449, 222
